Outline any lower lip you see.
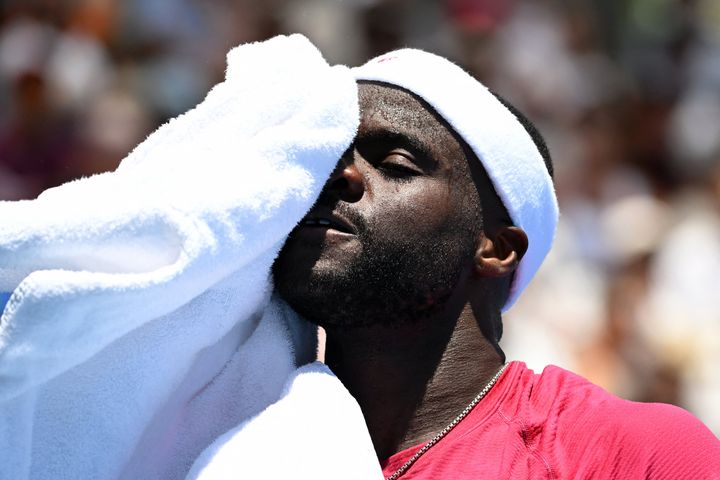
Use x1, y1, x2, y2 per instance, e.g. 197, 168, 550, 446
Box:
294, 225, 355, 240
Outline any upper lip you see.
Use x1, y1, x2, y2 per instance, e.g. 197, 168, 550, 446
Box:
300, 211, 356, 234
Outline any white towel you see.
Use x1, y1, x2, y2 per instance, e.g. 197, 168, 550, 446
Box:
187, 363, 383, 480
0, 34, 379, 479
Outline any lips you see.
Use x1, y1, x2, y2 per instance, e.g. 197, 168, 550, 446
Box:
300, 213, 356, 234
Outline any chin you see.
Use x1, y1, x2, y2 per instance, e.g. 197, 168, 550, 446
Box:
273, 259, 457, 330
273, 222, 476, 329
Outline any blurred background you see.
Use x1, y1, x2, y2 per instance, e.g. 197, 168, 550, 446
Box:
0, 0, 718, 433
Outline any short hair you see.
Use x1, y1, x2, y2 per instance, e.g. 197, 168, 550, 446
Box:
469, 94, 554, 341
492, 92, 554, 179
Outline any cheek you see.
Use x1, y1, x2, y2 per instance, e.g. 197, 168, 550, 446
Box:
367, 179, 457, 237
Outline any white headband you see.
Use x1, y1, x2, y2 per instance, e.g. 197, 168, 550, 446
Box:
352, 49, 559, 311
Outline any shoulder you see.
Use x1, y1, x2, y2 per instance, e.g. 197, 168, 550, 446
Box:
508, 363, 720, 479
600, 398, 720, 478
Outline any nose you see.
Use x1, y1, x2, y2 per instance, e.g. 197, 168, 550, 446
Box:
325, 150, 364, 203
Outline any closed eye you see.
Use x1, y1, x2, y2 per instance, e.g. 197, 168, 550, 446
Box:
354, 130, 437, 176
378, 151, 423, 179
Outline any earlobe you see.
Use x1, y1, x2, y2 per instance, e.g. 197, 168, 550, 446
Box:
474, 227, 528, 278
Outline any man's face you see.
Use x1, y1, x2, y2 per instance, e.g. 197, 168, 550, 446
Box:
272, 82, 482, 327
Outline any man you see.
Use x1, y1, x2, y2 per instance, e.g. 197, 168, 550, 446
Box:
273, 49, 720, 478
1, 36, 717, 480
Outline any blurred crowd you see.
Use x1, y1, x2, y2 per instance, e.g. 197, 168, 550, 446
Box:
0, 0, 718, 433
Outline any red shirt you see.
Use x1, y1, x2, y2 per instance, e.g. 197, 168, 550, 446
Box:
381, 362, 720, 479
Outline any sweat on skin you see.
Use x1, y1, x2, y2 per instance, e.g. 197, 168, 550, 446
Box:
273, 82, 528, 459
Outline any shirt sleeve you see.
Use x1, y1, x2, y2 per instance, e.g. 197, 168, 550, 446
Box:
642, 404, 720, 480
537, 366, 720, 480
614, 401, 720, 479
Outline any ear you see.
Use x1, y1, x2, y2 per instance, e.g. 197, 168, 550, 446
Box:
474, 226, 529, 278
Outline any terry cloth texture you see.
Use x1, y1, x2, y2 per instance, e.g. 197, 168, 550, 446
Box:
187, 362, 383, 480
352, 50, 560, 311
0, 34, 380, 480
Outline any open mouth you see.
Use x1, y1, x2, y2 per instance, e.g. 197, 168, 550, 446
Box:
301, 216, 355, 234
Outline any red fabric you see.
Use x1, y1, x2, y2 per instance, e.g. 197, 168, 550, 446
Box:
381, 362, 720, 479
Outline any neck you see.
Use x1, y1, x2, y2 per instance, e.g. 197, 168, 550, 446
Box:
323, 304, 504, 460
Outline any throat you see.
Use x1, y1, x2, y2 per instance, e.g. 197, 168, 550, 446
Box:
323, 310, 504, 460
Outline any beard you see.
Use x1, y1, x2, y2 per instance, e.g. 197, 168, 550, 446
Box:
272, 204, 479, 329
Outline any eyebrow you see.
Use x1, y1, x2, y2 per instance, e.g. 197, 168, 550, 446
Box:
355, 129, 438, 169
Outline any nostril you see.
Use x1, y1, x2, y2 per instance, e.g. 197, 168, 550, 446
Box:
332, 177, 349, 191
322, 161, 364, 203
341, 166, 364, 202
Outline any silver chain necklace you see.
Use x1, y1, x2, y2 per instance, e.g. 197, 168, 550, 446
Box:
385, 363, 508, 480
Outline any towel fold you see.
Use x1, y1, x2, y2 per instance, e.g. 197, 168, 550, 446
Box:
187, 362, 384, 480
0, 34, 374, 479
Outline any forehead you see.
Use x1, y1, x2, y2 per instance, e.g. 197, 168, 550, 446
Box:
357, 82, 467, 168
